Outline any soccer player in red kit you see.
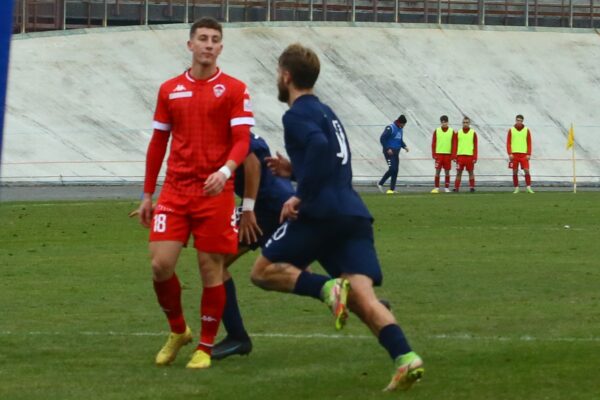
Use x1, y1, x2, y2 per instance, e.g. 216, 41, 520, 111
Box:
430, 115, 456, 193
507, 114, 534, 193
453, 116, 478, 192
135, 17, 253, 369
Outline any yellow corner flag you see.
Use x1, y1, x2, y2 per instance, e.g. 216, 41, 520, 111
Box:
566, 124, 575, 149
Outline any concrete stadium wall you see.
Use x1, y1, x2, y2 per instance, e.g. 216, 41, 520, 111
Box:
3, 22, 600, 185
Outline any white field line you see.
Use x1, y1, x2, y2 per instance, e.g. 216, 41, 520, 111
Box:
1, 201, 135, 208
0, 331, 598, 342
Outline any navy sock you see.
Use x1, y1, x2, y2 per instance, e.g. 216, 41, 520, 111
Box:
293, 270, 330, 300
222, 278, 249, 341
378, 324, 412, 360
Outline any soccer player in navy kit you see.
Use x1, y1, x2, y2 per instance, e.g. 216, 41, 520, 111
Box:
251, 43, 424, 391
211, 132, 295, 360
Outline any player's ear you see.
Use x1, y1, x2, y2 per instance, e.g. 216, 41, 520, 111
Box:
282, 69, 291, 85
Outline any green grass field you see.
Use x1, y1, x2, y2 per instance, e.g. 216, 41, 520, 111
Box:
1, 192, 599, 400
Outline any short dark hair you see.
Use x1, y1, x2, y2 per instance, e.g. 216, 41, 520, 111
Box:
463, 116, 470, 122
397, 115, 407, 124
190, 17, 222, 39
516, 114, 524, 120
440, 115, 449, 122
278, 43, 320, 90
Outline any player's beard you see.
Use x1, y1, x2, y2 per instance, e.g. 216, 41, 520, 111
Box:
277, 79, 289, 103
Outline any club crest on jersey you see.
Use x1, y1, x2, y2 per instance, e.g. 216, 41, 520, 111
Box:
213, 84, 226, 98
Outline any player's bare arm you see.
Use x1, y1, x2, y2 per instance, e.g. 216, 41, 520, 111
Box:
137, 193, 154, 228
265, 151, 293, 178
279, 195, 300, 223
239, 153, 263, 244
204, 159, 237, 196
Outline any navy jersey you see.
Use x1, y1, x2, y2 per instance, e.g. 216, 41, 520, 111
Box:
234, 133, 295, 213
282, 95, 371, 219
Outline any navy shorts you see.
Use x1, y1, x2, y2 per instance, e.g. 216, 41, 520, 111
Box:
236, 206, 282, 251
262, 215, 383, 286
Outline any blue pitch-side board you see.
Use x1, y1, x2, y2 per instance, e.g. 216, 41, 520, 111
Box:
0, 0, 15, 168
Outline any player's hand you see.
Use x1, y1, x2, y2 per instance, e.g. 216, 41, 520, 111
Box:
204, 170, 227, 196
266, 152, 293, 178
526, 155, 530, 160
403, 147, 410, 153
239, 210, 263, 245
509, 154, 514, 160
473, 159, 477, 164
137, 195, 154, 228
280, 196, 301, 223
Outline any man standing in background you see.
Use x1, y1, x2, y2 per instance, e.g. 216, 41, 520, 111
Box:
453, 116, 478, 192
431, 115, 455, 193
377, 115, 409, 194
507, 114, 534, 193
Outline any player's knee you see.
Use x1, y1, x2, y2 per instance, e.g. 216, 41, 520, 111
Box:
151, 258, 174, 281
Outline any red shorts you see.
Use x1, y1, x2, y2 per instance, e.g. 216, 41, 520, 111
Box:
149, 190, 238, 254
434, 154, 452, 170
456, 155, 475, 172
509, 153, 530, 170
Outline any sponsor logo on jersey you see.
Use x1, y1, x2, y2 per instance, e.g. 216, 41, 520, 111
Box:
213, 84, 226, 98
169, 91, 192, 100
173, 84, 187, 92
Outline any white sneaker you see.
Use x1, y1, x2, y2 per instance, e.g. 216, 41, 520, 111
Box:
444, 187, 451, 193
377, 184, 385, 193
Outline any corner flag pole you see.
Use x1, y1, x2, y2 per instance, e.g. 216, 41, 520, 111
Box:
0, 0, 15, 171
566, 123, 576, 193
572, 133, 576, 194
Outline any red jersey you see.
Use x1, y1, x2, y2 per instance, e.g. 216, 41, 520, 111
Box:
151, 68, 254, 196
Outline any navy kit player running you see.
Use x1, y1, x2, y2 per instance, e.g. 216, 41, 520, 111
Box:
212, 132, 295, 360
251, 43, 424, 391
